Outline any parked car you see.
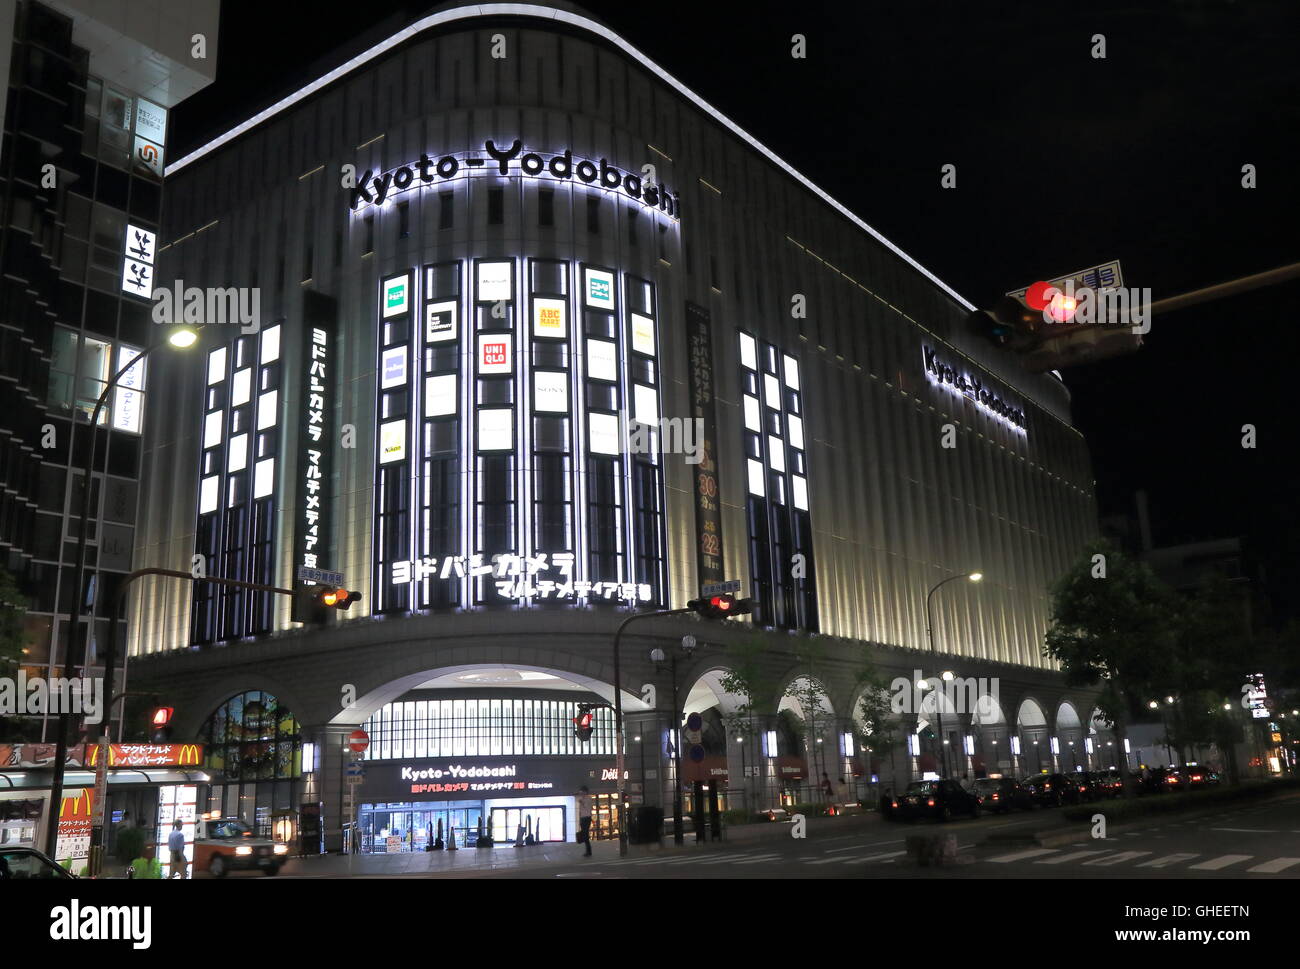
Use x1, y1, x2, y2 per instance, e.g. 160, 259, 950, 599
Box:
887, 779, 982, 821
1091, 768, 1125, 797
972, 776, 1034, 813
1139, 767, 1182, 794
193, 814, 287, 877
1075, 771, 1111, 802
1183, 766, 1221, 788
1019, 772, 1083, 807
0, 846, 75, 879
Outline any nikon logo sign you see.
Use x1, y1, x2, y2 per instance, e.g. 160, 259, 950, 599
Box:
349, 139, 680, 220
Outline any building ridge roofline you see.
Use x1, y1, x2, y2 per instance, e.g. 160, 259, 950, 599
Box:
164, 2, 975, 312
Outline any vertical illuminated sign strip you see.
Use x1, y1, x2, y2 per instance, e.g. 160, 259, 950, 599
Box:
374, 275, 411, 614
472, 259, 517, 605
623, 274, 665, 605
685, 303, 723, 587
295, 293, 338, 594
580, 263, 625, 593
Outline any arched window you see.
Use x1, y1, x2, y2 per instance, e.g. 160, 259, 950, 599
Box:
202, 691, 302, 780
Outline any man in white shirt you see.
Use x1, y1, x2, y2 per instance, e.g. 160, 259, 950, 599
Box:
167, 821, 187, 879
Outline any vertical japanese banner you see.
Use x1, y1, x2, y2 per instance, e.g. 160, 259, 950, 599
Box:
684, 303, 723, 586
294, 293, 339, 587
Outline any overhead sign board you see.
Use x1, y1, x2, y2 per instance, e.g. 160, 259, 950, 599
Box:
1006, 260, 1124, 301
297, 566, 344, 586
701, 580, 740, 597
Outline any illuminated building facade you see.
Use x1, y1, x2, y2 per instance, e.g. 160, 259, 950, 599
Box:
127, 3, 1102, 849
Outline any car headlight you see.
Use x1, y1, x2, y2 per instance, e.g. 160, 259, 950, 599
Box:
235, 846, 252, 856
274, 844, 288, 855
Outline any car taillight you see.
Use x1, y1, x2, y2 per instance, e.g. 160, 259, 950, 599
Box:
1079, 786, 1086, 792
1167, 777, 1177, 784
992, 793, 999, 800
891, 801, 898, 808
1044, 783, 1051, 790
927, 798, 935, 807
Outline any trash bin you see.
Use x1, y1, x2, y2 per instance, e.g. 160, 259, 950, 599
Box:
629, 806, 664, 844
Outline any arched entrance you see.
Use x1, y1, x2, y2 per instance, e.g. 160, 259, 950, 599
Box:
1016, 698, 1050, 775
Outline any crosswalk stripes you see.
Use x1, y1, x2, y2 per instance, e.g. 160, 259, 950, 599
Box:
988, 848, 1059, 863
1082, 851, 1152, 866
1137, 853, 1200, 868
732, 854, 782, 865
1189, 854, 1253, 871
846, 850, 907, 864
1247, 857, 1300, 873
1036, 850, 1112, 865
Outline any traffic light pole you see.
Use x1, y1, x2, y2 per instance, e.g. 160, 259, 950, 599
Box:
612, 607, 696, 857
84, 568, 296, 877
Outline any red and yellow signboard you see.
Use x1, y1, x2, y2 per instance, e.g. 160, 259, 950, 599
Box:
1, 742, 204, 769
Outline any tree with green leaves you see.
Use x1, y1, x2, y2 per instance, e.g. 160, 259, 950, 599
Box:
1043, 539, 1180, 796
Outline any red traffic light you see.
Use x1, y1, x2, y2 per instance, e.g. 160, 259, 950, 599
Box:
150, 707, 174, 727
689, 595, 754, 620
710, 595, 732, 613
316, 588, 362, 610
573, 705, 595, 742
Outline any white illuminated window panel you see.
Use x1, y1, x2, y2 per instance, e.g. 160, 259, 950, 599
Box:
478, 409, 513, 451
743, 395, 761, 431
260, 325, 281, 364
631, 313, 655, 355
589, 412, 620, 455
477, 333, 513, 375
228, 433, 249, 472
425, 301, 457, 343
584, 267, 615, 310
739, 333, 757, 371
533, 370, 569, 413
587, 339, 617, 382
634, 384, 658, 425
381, 346, 407, 388
199, 475, 219, 513
768, 436, 786, 473
257, 391, 278, 429
204, 410, 223, 448
746, 459, 765, 497
783, 354, 800, 390
231, 368, 252, 406
477, 261, 513, 302
425, 374, 457, 417
763, 373, 781, 409
253, 459, 275, 498
788, 414, 805, 450
793, 475, 809, 510
532, 297, 567, 339
379, 419, 407, 463
207, 347, 226, 384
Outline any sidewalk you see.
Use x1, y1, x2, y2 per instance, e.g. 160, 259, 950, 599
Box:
277, 813, 883, 877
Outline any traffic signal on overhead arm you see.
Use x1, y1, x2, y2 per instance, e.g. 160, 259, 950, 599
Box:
966, 295, 1044, 350
574, 705, 595, 742
292, 584, 363, 624
687, 594, 755, 620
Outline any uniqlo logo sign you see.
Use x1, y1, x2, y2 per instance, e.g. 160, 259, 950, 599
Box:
478, 334, 513, 374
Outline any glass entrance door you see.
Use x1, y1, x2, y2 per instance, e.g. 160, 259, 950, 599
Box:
489, 805, 566, 843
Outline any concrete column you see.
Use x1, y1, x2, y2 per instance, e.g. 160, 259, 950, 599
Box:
624, 710, 670, 810
312, 724, 352, 853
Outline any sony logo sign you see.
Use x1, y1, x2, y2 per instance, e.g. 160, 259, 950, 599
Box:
350, 139, 680, 219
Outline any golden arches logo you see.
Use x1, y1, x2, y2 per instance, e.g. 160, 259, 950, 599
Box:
177, 745, 202, 766
60, 789, 92, 819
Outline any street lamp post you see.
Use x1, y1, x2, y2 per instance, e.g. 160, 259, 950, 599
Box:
923, 571, 982, 780
651, 635, 695, 846
44, 326, 198, 858
613, 607, 695, 857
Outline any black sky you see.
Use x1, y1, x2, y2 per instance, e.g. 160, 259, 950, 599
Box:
173, 0, 1299, 616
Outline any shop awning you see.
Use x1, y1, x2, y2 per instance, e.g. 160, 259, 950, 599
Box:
0, 769, 211, 790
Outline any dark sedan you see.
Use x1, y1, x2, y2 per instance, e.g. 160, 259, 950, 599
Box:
886, 779, 982, 822
1019, 772, 1083, 807
972, 776, 1034, 813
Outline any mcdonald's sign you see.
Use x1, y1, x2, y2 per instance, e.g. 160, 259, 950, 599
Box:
83, 743, 205, 768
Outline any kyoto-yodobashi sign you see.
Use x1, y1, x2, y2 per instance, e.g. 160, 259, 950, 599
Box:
389, 551, 652, 604
349, 139, 680, 221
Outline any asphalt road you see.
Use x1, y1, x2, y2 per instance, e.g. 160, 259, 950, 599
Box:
470, 793, 1300, 880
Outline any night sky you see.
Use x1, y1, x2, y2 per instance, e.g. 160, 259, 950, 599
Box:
173, 0, 1299, 618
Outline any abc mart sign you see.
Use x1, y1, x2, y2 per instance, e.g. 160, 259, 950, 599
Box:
349, 138, 680, 220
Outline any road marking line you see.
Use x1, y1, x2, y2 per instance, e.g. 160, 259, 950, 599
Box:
1247, 858, 1300, 874
807, 855, 861, 865
615, 852, 753, 866
1211, 828, 1280, 834
825, 839, 904, 853
1036, 850, 1113, 865
987, 848, 1059, 863
1082, 851, 1151, 866
846, 850, 908, 864
1189, 854, 1253, 870
1137, 853, 1200, 868
731, 854, 782, 865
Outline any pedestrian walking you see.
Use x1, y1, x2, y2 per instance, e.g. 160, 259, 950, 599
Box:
167, 821, 187, 879
820, 772, 834, 802
576, 785, 593, 856
959, 773, 973, 792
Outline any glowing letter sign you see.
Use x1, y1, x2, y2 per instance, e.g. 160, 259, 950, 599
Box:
295, 293, 339, 575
